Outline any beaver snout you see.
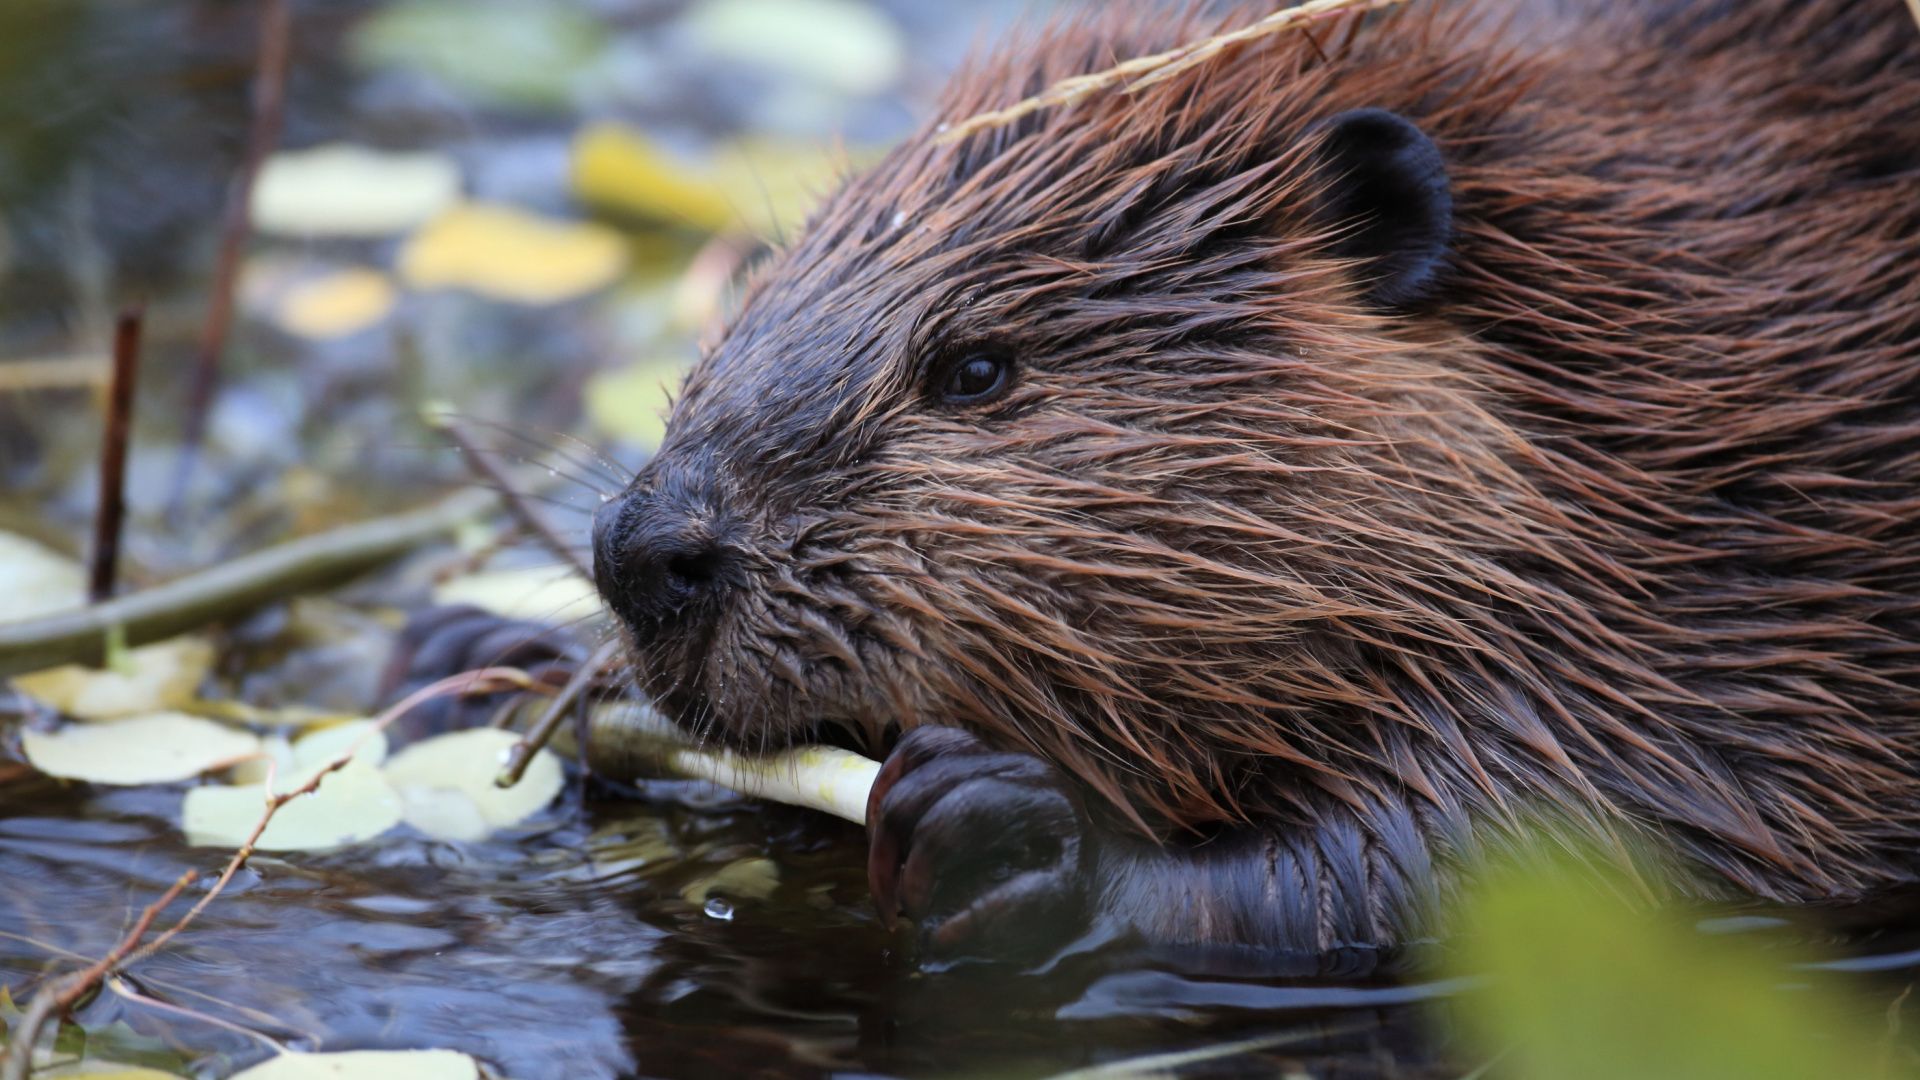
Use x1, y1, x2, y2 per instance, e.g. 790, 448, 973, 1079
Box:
591, 489, 730, 645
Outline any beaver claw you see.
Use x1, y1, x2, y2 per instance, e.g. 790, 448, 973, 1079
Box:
866, 726, 1092, 961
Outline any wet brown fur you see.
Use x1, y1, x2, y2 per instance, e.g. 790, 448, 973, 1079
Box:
623, 0, 1920, 921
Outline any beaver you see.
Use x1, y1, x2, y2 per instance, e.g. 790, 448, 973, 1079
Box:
584, 0, 1920, 960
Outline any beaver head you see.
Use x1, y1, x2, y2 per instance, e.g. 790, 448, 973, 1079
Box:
588, 7, 1540, 835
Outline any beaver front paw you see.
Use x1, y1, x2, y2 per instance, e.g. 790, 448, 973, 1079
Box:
866, 726, 1093, 962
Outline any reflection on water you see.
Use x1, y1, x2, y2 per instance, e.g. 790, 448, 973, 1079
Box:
0, 773, 1481, 1079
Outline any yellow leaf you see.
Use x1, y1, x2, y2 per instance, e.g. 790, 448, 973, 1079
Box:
571, 123, 861, 238
275, 269, 397, 339
15, 637, 216, 720
582, 357, 690, 452
572, 124, 734, 233
399, 203, 627, 304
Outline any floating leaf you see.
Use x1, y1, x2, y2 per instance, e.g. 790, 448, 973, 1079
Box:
0, 530, 84, 621
430, 564, 603, 624
582, 357, 690, 452
290, 720, 388, 773
228, 734, 294, 787
350, 0, 603, 110
395, 786, 491, 843
681, 0, 905, 97
252, 144, 460, 237
182, 758, 402, 851
384, 728, 562, 838
571, 124, 858, 238
14, 637, 216, 720
23, 712, 260, 786
274, 269, 398, 339
230, 1049, 478, 1080
399, 203, 627, 304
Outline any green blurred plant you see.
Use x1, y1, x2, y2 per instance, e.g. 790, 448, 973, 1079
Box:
1438, 844, 1912, 1080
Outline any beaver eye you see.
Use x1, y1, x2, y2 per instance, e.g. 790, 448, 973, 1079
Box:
935, 353, 1013, 407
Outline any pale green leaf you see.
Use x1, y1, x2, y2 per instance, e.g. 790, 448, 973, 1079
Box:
229, 1049, 477, 1080
23, 713, 260, 786
383, 727, 562, 837
182, 759, 402, 851
252, 145, 460, 237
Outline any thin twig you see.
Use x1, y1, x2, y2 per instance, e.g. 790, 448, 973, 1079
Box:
0, 669, 533, 1080
0, 489, 495, 679
88, 307, 143, 603
169, 0, 293, 515
496, 640, 620, 787
935, 0, 1410, 144
425, 408, 593, 581
0, 871, 194, 1080
104, 978, 286, 1052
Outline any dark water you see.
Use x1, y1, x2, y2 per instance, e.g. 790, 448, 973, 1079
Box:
0, 774, 1469, 1079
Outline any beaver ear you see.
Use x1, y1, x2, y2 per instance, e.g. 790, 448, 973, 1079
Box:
1310, 108, 1452, 308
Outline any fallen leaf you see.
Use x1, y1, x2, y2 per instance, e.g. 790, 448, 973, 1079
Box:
572, 124, 733, 232
571, 124, 858, 238
350, 0, 603, 110
290, 719, 389, 773
395, 786, 491, 843
681, 0, 905, 97
399, 203, 628, 304
582, 356, 690, 452
23, 712, 260, 786
229, 1049, 478, 1080
252, 144, 460, 237
182, 758, 402, 851
430, 564, 603, 624
14, 637, 216, 720
0, 530, 85, 621
384, 728, 562, 837
228, 734, 294, 787
274, 269, 398, 339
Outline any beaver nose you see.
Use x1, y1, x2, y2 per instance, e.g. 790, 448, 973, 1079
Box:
591, 491, 729, 641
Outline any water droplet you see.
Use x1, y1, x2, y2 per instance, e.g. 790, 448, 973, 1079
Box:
703, 897, 734, 921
